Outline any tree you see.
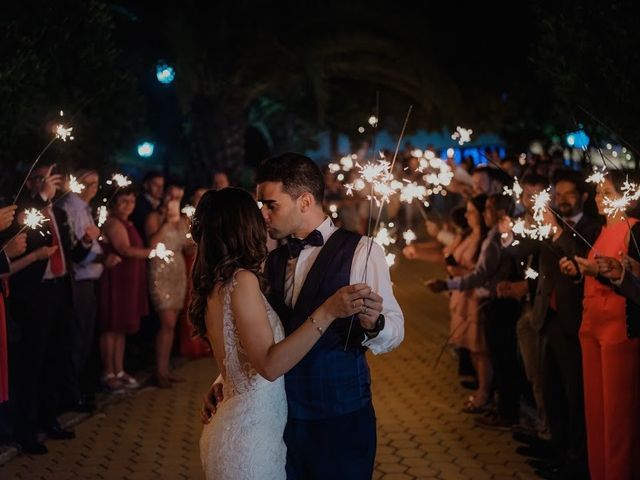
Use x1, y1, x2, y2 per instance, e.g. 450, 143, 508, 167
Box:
0, 0, 145, 194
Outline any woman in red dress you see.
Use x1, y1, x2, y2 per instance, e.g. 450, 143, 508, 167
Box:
561, 172, 640, 479
99, 187, 152, 392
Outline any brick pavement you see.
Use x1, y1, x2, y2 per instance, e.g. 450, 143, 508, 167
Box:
1, 259, 536, 479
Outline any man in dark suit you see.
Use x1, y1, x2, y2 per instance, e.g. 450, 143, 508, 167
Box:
8, 164, 94, 454
130, 170, 164, 246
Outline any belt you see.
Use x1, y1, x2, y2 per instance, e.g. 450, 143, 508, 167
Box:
42, 275, 70, 284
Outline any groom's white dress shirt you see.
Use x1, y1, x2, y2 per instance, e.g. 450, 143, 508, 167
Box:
288, 217, 404, 355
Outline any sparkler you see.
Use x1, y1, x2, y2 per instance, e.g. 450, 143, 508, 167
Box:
451, 126, 473, 146
13, 110, 75, 203
403, 229, 417, 245
524, 266, 539, 280
503, 177, 523, 204
68, 175, 85, 194
149, 242, 174, 263
23, 208, 48, 231
586, 165, 608, 185
181, 204, 196, 219
96, 206, 108, 228
106, 174, 132, 188
55, 124, 74, 142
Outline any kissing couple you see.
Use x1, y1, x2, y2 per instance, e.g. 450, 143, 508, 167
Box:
191, 153, 404, 479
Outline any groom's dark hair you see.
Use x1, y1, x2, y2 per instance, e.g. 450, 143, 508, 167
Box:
256, 152, 324, 204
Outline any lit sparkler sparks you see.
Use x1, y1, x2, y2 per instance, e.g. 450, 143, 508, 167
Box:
403, 229, 417, 245
106, 173, 132, 188
96, 206, 108, 227
603, 175, 640, 217
385, 253, 396, 267
181, 204, 196, 218
23, 208, 48, 230
368, 115, 378, 127
586, 165, 608, 185
400, 181, 427, 203
524, 266, 539, 280
510, 189, 557, 241
374, 226, 396, 248
149, 242, 174, 263
55, 124, 74, 142
451, 126, 473, 146
68, 175, 85, 194
503, 177, 523, 203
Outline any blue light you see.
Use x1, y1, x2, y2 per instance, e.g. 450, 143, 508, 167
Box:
156, 63, 175, 84
566, 130, 589, 149
137, 141, 155, 158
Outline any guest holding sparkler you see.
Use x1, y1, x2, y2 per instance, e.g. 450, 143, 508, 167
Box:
99, 187, 152, 393
502, 170, 601, 478
561, 171, 640, 480
9, 164, 94, 454
445, 195, 493, 413
427, 194, 522, 430
145, 182, 192, 388
59, 169, 122, 411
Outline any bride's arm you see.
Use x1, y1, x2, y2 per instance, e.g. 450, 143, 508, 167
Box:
231, 270, 369, 381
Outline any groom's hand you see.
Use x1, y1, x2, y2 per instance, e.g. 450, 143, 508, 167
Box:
358, 290, 383, 330
324, 283, 372, 319
201, 381, 224, 424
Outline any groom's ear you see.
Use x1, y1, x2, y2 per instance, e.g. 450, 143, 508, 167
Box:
298, 191, 314, 212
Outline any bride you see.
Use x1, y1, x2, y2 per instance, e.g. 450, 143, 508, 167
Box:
189, 188, 370, 479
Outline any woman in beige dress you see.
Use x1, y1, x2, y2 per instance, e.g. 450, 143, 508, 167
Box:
146, 183, 193, 387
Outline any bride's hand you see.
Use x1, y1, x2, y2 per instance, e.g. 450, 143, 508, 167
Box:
201, 380, 224, 424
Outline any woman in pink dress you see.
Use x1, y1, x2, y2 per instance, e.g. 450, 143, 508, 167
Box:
445, 195, 492, 412
99, 187, 152, 392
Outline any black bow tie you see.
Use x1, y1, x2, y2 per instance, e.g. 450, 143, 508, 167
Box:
287, 230, 324, 259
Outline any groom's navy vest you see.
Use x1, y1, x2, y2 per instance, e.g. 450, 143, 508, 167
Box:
264, 229, 372, 420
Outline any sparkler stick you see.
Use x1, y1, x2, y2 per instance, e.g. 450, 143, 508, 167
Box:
344, 104, 413, 350
343, 94, 381, 350
14, 111, 74, 204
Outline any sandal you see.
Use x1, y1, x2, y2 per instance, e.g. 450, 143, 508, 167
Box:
116, 371, 140, 389
462, 395, 492, 414
102, 373, 125, 394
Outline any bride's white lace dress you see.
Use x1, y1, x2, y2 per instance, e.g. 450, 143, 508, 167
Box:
200, 274, 288, 479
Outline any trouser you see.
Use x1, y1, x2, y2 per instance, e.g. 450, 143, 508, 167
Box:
71, 279, 98, 398
284, 402, 376, 480
541, 315, 588, 476
9, 277, 74, 440
516, 304, 549, 436
484, 298, 522, 421
580, 327, 640, 480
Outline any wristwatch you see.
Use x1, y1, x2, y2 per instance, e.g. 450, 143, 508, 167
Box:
364, 314, 385, 339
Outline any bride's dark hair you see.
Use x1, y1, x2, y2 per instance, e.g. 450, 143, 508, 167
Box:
189, 187, 268, 338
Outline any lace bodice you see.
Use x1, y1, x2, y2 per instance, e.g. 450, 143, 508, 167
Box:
221, 271, 286, 398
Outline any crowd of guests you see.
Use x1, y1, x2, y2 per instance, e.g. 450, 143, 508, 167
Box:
398, 150, 640, 479
1, 146, 639, 480
0, 166, 225, 454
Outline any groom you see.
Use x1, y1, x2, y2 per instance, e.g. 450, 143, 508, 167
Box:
203, 152, 404, 479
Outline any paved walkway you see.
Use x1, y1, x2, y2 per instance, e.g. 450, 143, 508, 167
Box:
1, 259, 536, 479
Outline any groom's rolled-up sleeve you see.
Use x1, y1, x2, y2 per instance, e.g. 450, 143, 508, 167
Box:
351, 238, 404, 355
